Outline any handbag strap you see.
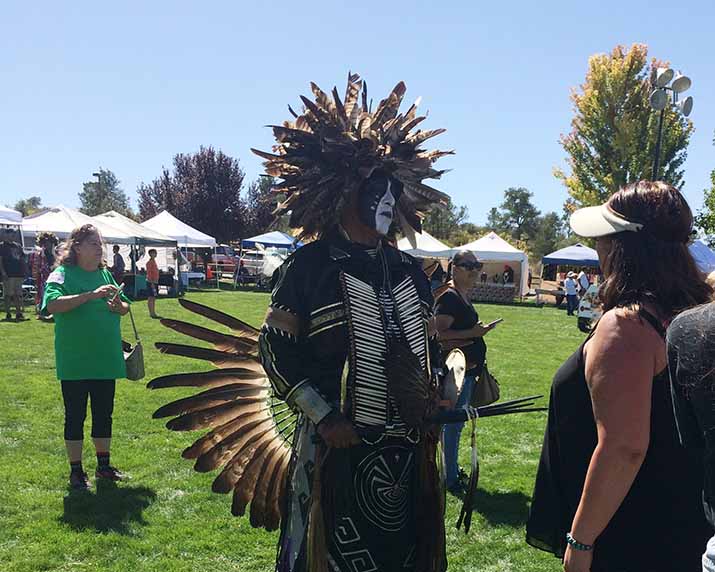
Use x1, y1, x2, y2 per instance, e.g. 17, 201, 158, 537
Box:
128, 305, 140, 343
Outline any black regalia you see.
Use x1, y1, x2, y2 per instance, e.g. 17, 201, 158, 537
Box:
259, 231, 443, 571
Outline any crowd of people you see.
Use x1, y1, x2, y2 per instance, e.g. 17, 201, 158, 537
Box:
6, 74, 715, 572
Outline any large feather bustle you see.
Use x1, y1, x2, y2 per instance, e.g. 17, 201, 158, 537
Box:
252, 72, 453, 238
148, 301, 295, 532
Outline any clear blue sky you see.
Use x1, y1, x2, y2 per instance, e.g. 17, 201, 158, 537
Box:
1, 0, 713, 225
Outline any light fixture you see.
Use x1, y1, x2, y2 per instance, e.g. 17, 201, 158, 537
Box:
678, 96, 694, 117
671, 73, 692, 93
655, 67, 674, 88
649, 89, 668, 110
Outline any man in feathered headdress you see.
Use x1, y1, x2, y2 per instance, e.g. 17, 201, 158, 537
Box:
256, 73, 452, 572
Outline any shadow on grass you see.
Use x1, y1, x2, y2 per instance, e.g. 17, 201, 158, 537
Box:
451, 487, 532, 526
60, 480, 157, 534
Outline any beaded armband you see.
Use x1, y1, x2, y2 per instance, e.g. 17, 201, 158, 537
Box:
565, 532, 593, 552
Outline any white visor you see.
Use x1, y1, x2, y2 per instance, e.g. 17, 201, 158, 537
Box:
570, 204, 644, 238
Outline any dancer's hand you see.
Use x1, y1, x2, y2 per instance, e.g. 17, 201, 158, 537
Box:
563, 546, 592, 572
317, 412, 361, 448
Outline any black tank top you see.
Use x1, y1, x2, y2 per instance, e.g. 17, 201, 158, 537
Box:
526, 309, 711, 572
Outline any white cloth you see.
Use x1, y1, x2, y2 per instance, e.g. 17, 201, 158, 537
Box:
577, 271, 590, 292
703, 534, 715, 572
563, 277, 578, 296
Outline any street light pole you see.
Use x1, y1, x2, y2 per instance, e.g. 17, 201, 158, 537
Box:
649, 68, 693, 182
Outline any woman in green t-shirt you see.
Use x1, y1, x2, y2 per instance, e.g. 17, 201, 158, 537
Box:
42, 224, 130, 491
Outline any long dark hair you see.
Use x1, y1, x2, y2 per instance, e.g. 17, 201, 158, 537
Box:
599, 181, 711, 317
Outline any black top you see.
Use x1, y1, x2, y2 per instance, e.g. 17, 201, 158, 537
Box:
526, 309, 711, 571
667, 302, 715, 528
434, 288, 486, 376
0, 245, 26, 278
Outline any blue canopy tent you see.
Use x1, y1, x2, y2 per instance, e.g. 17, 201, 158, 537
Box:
241, 231, 303, 250
542, 243, 599, 267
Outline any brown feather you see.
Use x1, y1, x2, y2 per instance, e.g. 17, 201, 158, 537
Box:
160, 318, 257, 355
196, 412, 273, 473
166, 399, 267, 432
231, 438, 284, 516
272, 454, 291, 529
249, 444, 290, 529
147, 368, 266, 390
155, 342, 263, 370
211, 421, 277, 493
181, 401, 268, 459
385, 339, 429, 427
178, 299, 260, 341
153, 385, 269, 419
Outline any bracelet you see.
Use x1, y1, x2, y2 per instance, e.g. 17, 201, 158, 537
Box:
565, 532, 593, 552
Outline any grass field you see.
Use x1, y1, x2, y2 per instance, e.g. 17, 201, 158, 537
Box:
0, 290, 585, 572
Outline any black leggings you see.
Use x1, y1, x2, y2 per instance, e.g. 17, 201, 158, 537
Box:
61, 380, 116, 440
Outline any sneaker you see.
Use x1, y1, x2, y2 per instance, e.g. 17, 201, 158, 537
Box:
95, 466, 127, 481
69, 471, 91, 491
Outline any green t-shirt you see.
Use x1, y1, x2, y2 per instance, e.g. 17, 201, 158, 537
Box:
41, 265, 130, 381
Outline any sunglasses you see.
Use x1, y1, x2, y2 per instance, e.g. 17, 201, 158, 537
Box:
455, 261, 483, 271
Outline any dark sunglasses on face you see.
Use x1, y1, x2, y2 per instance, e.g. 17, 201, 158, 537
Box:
455, 261, 482, 270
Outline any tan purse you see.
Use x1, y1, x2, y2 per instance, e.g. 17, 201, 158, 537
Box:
470, 362, 500, 407
123, 306, 145, 381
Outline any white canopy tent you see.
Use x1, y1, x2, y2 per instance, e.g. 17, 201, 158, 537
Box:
22, 205, 132, 244
397, 231, 456, 258
456, 231, 529, 295
0, 206, 25, 248
140, 210, 218, 288
140, 210, 217, 248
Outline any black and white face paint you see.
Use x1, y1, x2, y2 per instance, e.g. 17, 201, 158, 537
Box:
357, 173, 403, 236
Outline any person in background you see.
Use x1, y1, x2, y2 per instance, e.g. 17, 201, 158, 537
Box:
31, 232, 59, 320
0, 241, 28, 321
435, 250, 495, 493
577, 267, 590, 297
430, 259, 446, 290
110, 245, 125, 285
146, 248, 160, 319
42, 224, 131, 491
564, 271, 579, 316
503, 264, 514, 284
667, 303, 715, 571
527, 181, 713, 572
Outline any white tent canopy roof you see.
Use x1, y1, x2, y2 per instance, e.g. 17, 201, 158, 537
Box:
397, 231, 456, 258
94, 211, 177, 246
456, 231, 529, 295
0, 206, 22, 226
140, 211, 217, 248
22, 205, 134, 243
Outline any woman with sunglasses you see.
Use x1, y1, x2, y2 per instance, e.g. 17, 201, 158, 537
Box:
435, 250, 497, 493
527, 181, 712, 571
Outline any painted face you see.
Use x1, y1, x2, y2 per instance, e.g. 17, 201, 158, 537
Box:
357, 173, 403, 236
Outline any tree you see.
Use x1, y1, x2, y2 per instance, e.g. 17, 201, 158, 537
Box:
486, 187, 541, 241
13, 196, 43, 216
137, 146, 247, 243
529, 212, 569, 263
244, 176, 279, 237
556, 44, 693, 208
79, 169, 134, 217
422, 199, 468, 242
695, 133, 715, 246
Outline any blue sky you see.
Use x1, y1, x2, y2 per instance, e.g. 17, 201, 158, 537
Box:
1, 0, 713, 224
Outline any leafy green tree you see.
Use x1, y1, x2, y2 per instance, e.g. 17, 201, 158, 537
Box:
529, 212, 569, 263
137, 146, 247, 243
422, 198, 468, 242
13, 196, 43, 216
486, 187, 540, 241
695, 134, 715, 246
556, 43, 693, 208
244, 176, 280, 237
79, 169, 134, 217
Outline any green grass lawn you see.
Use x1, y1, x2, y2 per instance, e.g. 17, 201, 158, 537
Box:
0, 290, 585, 572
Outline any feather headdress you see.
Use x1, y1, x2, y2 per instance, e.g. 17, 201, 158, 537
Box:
251, 72, 453, 239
